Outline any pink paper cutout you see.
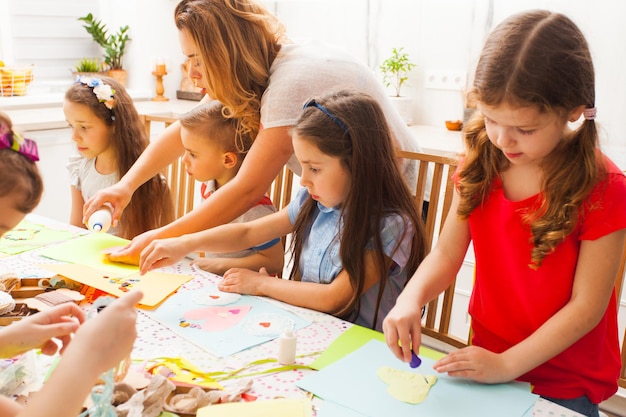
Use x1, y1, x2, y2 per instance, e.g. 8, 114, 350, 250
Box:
183, 305, 252, 332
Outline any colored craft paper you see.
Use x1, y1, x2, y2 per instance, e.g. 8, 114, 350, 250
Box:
39, 233, 138, 277
38, 263, 192, 307
310, 324, 444, 370
0, 220, 82, 255
297, 340, 538, 417
197, 398, 312, 417
146, 287, 311, 357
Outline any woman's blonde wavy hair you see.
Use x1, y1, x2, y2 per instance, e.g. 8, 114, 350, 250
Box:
174, 0, 286, 142
459, 10, 605, 269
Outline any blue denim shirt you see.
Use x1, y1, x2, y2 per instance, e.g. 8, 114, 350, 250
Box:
288, 188, 414, 330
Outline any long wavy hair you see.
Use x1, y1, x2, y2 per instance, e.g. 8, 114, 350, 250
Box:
289, 90, 426, 329
174, 0, 286, 141
0, 112, 43, 213
459, 10, 604, 268
65, 77, 174, 239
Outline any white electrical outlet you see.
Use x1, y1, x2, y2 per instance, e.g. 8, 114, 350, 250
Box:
425, 69, 467, 91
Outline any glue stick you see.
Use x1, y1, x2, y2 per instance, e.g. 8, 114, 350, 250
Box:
87, 206, 112, 233
278, 326, 297, 365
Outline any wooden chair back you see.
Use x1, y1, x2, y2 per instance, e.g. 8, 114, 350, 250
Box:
268, 164, 294, 212
396, 149, 468, 349
141, 114, 196, 219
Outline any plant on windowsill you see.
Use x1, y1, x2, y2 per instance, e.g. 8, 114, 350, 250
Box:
380, 47, 416, 125
78, 13, 131, 86
72, 57, 104, 78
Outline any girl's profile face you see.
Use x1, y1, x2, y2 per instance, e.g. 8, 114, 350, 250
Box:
63, 101, 114, 161
0, 194, 26, 238
479, 101, 569, 168
179, 28, 208, 92
293, 133, 351, 208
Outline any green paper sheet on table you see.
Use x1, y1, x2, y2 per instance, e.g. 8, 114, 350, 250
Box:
310, 324, 445, 370
0, 219, 83, 255
39, 233, 138, 276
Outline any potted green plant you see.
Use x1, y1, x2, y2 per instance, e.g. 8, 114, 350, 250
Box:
379, 47, 416, 124
72, 57, 103, 78
78, 13, 131, 86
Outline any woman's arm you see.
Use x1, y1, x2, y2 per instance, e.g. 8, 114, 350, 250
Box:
434, 228, 626, 384
139, 208, 293, 273
109, 126, 295, 265
384, 191, 472, 362
69, 186, 86, 229
83, 121, 186, 224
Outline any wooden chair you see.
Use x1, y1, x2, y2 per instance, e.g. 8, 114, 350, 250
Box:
141, 114, 196, 219
268, 164, 294, 212
396, 149, 468, 349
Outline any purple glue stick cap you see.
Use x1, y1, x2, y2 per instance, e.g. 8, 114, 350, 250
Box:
410, 351, 422, 368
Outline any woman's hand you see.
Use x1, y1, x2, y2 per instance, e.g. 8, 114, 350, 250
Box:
83, 182, 134, 227
107, 229, 162, 266
382, 296, 424, 365
218, 267, 273, 295
433, 346, 515, 384
0, 303, 86, 358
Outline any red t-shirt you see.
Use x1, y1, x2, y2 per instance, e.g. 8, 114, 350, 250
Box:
467, 154, 626, 403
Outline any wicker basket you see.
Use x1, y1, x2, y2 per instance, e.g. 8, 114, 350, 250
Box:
0, 65, 35, 97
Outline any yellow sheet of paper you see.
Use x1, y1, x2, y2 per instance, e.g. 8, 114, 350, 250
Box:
197, 398, 312, 417
377, 366, 437, 404
38, 263, 192, 307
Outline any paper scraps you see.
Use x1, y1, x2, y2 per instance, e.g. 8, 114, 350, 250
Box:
377, 366, 437, 404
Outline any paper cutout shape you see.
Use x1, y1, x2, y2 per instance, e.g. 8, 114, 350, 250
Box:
39, 233, 138, 277
241, 312, 294, 337
37, 263, 192, 307
297, 340, 538, 417
146, 289, 310, 357
191, 290, 241, 306
183, 305, 252, 332
197, 398, 312, 417
377, 366, 437, 404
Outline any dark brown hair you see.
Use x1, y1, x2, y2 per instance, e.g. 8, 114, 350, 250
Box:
290, 90, 426, 329
460, 10, 601, 268
65, 77, 174, 238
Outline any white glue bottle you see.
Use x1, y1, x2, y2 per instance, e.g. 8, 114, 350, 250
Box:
278, 325, 297, 365
87, 206, 112, 233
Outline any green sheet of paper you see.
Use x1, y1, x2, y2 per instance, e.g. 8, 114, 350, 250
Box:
310, 324, 444, 370
0, 220, 82, 255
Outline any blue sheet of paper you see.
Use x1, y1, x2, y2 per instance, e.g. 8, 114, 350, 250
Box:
297, 339, 538, 417
145, 287, 311, 357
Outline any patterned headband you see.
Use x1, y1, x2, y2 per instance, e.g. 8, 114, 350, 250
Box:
74, 76, 116, 111
0, 127, 40, 162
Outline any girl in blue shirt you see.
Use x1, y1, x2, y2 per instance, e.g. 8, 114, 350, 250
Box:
139, 89, 426, 331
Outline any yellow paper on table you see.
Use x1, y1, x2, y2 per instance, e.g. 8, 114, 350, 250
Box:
38, 263, 192, 308
197, 398, 312, 417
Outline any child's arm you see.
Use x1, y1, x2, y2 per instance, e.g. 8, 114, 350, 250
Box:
434, 228, 626, 384
192, 242, 285, 276
6, 291, 142, 417
384, 191, 472, 363
69, 186, 86, 229
139, 208, 293, 274
219, 250, 392, 315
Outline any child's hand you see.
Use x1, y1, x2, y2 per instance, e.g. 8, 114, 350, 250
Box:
382, 297, 424, 365
0, 303, 86, 358
64, 290, 142, 376
219, 267, 272, 295
433, 345, 514, 384
139, 234, 193, 274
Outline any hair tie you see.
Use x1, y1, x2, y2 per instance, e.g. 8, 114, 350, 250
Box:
74, 76, 116, 112
0, 129, 40, 162
303, 99, 349, 133
583, 107, 597, 120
